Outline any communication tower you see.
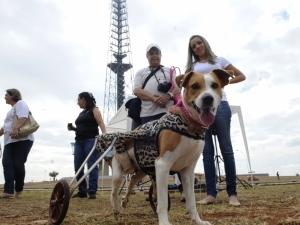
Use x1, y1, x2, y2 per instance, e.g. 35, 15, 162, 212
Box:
103, 0, 134, 123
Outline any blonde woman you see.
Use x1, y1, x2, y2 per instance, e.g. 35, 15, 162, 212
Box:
186, 35, 246, 206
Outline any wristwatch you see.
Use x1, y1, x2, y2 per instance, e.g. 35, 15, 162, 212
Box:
167, 92, 174, 99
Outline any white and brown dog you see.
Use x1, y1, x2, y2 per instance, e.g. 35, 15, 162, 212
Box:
101, 69, 232, 225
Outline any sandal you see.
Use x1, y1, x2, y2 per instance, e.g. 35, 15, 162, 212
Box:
0, 193, 14, 198
196, 195, 216, 205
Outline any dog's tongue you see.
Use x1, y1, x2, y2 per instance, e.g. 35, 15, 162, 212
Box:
200, 108, 215, 126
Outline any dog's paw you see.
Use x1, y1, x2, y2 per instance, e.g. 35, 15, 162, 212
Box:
113, 210, 120, 220
121, 197, 129, 208
199, 221, 211, 225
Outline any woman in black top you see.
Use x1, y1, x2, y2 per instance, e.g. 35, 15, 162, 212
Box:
68, 92, 106, 199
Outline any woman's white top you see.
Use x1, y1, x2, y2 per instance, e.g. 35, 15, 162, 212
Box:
2, 100, 34, 146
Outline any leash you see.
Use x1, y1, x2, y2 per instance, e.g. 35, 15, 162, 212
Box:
169, 66, 181, 92
169, 66, 182, 104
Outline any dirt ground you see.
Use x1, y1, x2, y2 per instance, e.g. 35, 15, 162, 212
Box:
0, 176, 300, 225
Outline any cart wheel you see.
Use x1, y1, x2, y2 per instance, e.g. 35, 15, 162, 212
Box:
49, 180, 70, 224
149, 184, 170, 213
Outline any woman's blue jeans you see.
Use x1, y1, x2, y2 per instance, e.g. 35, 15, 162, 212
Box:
74, 138, 98, 194
202, 101, 237, 198
2, 140, 33, 194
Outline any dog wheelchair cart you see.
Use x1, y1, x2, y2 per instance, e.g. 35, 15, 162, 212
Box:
48, 137, 117, 225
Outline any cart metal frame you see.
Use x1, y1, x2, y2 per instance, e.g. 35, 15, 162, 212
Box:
49, 137, 117, 225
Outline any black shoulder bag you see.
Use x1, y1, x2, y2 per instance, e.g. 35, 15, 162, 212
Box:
125, 66, 162, 124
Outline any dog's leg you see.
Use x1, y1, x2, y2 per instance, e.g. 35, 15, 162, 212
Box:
181, 164, 211, 225
110, 157, 123, 220
121, 172, 146, 208
155, 157, 172, 225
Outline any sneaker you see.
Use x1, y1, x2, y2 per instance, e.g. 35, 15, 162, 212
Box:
72, 192, 87, 198
88, 192, 96, 199
216, 184, 225, 190
88, 194, 96, 199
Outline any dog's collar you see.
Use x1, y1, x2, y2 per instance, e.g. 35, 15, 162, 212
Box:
192, 101, 201, 114
170, 100, 208, 129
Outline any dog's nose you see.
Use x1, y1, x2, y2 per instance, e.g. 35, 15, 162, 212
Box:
203, 95, 213, 106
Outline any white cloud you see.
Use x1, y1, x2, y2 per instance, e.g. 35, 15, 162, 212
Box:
283, 164, 300, 169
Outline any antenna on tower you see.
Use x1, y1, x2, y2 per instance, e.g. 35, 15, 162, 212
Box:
103, 0, 134, 123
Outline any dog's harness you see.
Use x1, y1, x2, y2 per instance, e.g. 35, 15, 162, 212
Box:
133, 107, 208, 175
96, 102, 208, 176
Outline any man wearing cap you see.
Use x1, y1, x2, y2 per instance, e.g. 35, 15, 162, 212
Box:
133, 43, 180, 125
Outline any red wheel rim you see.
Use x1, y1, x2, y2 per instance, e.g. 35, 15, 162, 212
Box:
49, 180, 70, 224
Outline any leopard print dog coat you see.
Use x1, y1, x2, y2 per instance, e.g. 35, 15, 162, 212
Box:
96, 110, 207, 175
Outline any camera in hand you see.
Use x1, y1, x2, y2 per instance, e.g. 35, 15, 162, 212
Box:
157, 81, 172, 93
68, 123, 73, 129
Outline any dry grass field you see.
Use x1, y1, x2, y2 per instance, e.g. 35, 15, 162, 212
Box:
0, 176, 300, 225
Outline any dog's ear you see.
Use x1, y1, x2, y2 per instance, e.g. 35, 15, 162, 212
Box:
181, 71, 195, 88
175, 74, 185, 88
211, 69, 233, 88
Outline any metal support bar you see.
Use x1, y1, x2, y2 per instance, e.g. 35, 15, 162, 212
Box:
69, 137, 117, 192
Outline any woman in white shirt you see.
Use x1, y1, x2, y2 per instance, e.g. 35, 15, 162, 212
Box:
0, 89, 34, 198
185, 35, 246, 206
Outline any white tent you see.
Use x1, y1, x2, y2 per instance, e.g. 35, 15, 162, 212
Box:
101, 97, 133, 177
105, 100, 254, 187
106, 97, 133, 132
